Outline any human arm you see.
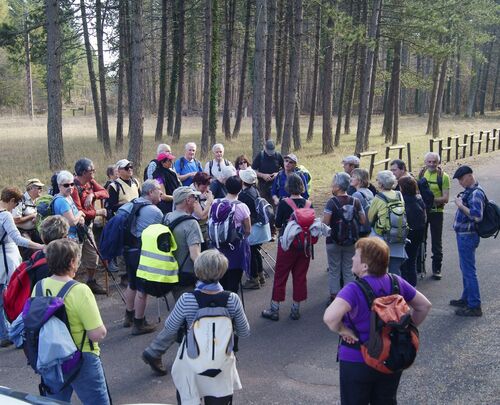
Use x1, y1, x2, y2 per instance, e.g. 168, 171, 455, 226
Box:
56, 198, 84, 226
146, 161, 157, 180
88, 325, 107, 342
455, 189, 485, 222
193, 191, 214, 221
106, 183, 120, 214
229, 293, 250, 338
323, 297, 358, 344
434, 189, 449, 205
355, 198, 367, 225
1, 213, 43, 250
322, 197, 334, 226
13, 212, 36, 226
189, 243, 201, 263
271, 174, 280, 204
408, 290, 432, 326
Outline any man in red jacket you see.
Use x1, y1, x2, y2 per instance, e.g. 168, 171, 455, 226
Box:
72, 158, 109, 294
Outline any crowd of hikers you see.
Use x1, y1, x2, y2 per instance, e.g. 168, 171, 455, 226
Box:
0, 138, 497, 405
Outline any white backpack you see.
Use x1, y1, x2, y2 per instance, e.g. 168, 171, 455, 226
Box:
180, 291, 234, 377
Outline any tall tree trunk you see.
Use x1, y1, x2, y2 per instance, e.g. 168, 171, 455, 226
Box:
281, 0, 302, 155
23, 11, 33, 120
479, 40, 494, 115
445, 76, 452, 115
277, 18, 288, 143
154, 0, 168, 141
115, 0, 126, 151
334, 49, 348, 147
128, 0, 144, 169
306, 4, 321, 142
426, 60, 439, 135
432, 58, 448, 138
382, 48, 394, 142
46, 0, 65, 170
415, 54, 422, 115
292, 98, 301, 150
391, 39, 402, 145
454, 52, 461, 115
355, 0, 382, 154
209, 0, 221, 146
173, 0, 185, 143
252, 0, 267, 158
96, 0, 111, 157
322, 10, 334, 154
274, 0, 284, 141
201, 0, 213, 158
465, 54, 479, 118
80, 0, 102, 143
167, 1, 179, 138
222, 0, 235, 140
232, 0, 251, 138
344, 44, 358, 134
264, 0, 276, 140
400, 44, 408, 115
491, 45, 500, 111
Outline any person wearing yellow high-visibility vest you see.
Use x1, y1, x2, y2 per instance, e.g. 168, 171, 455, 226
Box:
121, 180, 163, 336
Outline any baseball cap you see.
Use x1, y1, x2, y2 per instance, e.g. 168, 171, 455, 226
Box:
453, 165, 473, 179
116, 159, 133, 169
239, 168, 257, 184
157, 152, 176, 162
173, 186, 201, 204
264, 140, 276, 155
26, 178, 44, 188
342, 155, 360, 166
284, 153, 298, 163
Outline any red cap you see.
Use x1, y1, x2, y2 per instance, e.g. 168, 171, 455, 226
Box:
157, 152, 176, 162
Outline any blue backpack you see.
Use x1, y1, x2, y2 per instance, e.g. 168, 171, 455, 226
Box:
22, 280, 85, 395
99, 199, 150, 260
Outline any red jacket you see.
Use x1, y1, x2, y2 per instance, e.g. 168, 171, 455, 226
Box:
71, 178, 109, 222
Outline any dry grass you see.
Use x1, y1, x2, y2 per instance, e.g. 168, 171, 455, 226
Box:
0, 112, 499, 200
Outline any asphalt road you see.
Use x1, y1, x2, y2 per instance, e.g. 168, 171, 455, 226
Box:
2, 151, 500, 404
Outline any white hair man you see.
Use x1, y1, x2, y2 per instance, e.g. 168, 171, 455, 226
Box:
174, 142, 203, 186
204, 143, 233, 181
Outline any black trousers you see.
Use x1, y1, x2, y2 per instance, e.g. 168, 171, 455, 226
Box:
340, 361, 402, 405
426, 212, 444, 273
401, 229, 425, 286
220, 268, 243, 294
250, 245, 263, 278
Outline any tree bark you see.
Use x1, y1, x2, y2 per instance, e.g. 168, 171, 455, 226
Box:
277, 17, 288, 143
322, 10, 334, 154
479, 40, 494, 116
391, 39, 402, 145
415, 54, 422, 115
96, 0, 111, 157
491, 45, 500, 111
115, 0, 126, 151
232, 0, 251, 138
80, 0, 102, 143
154, 0, 168, 141
334, 49, 348, 147
46, 0, 65, 170
252, 0, 267, 158
454, 52, 461, 115
382, 48, 394, 142
344, 43, 358, 135
432, 58, 448, 138
128, 0, 144, 169
201, 0, 213, 158
173, 0, 185, 143
167, 1, 179, 138
292, 98, 301, 150
23, 11, 33, 120
222, 0, 235, 140
209, 0, 221, 146
306, 4, 321, 142
426, 60, 439, 135
281, 0, 302, 155
264, 0, 276, 140
466, 53, 479, 118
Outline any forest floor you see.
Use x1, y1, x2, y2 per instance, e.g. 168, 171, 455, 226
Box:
0, 112, 499, 196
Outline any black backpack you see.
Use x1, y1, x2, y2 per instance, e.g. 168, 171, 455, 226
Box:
143, 159, 157, 181
416, 177, 435, 211
208, 159, 230, 177
465, 188, 500, 239
329, 196, 360, 246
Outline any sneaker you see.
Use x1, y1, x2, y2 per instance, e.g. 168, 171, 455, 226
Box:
242, 278, 260, 290
449, 299, 467, 308
258, 273, 266, 286
142, 350, 167, 376
455, 307, 482, 317
87, 279, 107, 295
289, 308, 301, 320
262, 308, 279, 321
431, 272, 442, 280
0, 339, 13, 348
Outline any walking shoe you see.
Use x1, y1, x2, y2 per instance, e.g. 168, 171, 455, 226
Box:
123, 309, 135, 328
142, 350, 167, 376
242, 278, 260, 290
132, 317, 158, 335
449, 299, 467, 308
289, 308, 301, 321
258, 273, 266, 285
0, 339, 13, 348
261, 308, 279, 321
455, 307, 482, 317
431, 271, 442, 280
87, 279, 107, 295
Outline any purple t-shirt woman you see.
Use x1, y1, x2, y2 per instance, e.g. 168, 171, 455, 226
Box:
337, 274, 417, 362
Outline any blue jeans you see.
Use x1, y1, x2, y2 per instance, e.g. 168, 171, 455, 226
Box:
456, 232, 481, 308
0, 284, 9, 340
46, 352, 110, 405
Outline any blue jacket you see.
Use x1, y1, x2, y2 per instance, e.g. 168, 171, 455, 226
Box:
271, 170, 309, 200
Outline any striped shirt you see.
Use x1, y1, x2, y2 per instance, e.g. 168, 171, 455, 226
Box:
163, 291, 250, 341
453, 184, 485, 233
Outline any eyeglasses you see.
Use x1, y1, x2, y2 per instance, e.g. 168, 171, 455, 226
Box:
62, 183, 75, 188
284, 159, 295, 164
123, 165, 133, 170
35, 186, 43, 190
86, 168, 96, 173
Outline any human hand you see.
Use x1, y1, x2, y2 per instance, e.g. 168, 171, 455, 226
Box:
455, 197, 463, 208
206, 190, 214, 204
96, 208, 107, 217
272, 196, 279, 205
84, 194, 94, 209
339, 326, 359, 345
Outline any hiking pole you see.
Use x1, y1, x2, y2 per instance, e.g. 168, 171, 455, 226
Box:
78, 225, 127, 304
239, 281, 245, 310
258, 247, 275, 275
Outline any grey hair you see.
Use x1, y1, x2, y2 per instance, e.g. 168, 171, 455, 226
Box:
156, 143, 171, 154
57, 170, 74, 185
185, 142, 197, 151
141, 179, 160, 196
376, 170, 397, 190
212, 143, 224, 153
333, 172, 351, 192
40, 215, 69, 244
194, 249, 228, 282
424, 151, 441, 163
74, 158, 93, 176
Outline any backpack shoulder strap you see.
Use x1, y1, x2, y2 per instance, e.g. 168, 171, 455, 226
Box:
167, 214, 195, 231
35, 280, 44, 297
354, 278, 377, 308
57, 280, 79, 299
196, 159, 203, 171
418, 167, 426, 180
193, 290, 231, 308
284, 197, 298, 211
388, 273, 400, 295
209, 160, 213, 177
113, 179, 126, 195
375, 192, 389, 203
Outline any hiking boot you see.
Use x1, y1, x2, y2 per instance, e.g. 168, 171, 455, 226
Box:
289, 308, 301, 321
142, 350, 167, 376
261, 308, 279, 321
87, 279, 107, 295
258, 273, 266, 285
120, 274, 128, 288
123, 309, 135, 328
455, 307, 482, 317
132, 318, 158, 335
449, 299, 468, 308
431, 271, 442, 280
0, 339, 13, 348
242, 278, 260, 290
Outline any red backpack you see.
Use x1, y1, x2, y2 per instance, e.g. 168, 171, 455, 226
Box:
3, 250, 47, 322
284, 198, 318, 257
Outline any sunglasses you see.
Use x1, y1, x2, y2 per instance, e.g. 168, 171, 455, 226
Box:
124, 165, 133, 170
62, 183, 75, 188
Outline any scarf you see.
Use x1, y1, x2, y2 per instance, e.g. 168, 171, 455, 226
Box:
195, 280, 224, 292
